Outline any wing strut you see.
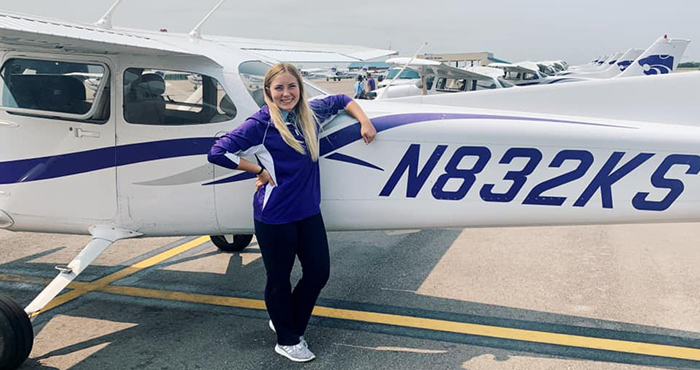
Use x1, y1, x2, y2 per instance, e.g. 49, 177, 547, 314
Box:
189, 0, 227, 39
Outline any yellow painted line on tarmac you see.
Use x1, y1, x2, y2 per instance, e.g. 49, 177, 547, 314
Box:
312, 306, 700, 362
4, 245, 700, 362
90, 283, 700, 362
28, 236, 210, 317
100, 285, 267, 310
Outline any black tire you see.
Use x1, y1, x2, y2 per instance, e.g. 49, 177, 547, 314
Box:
210, 234, 253, 252
0, 295, 33, 370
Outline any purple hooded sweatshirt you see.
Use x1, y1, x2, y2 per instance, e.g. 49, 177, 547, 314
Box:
208, 94, 352, 224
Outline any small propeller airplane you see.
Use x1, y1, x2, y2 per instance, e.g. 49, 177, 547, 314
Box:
1, 2, 700, 369
371, 57, 514, 99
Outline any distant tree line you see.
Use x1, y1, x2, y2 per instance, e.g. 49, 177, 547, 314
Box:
678, 62, 700, 68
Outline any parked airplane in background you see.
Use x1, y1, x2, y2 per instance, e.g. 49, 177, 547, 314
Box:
1, 4, 700, 370
315, 66, 365, 81
490, 35, 689, 86
371, 58, 513, 99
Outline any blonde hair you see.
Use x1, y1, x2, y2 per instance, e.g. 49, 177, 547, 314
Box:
263, 63, 319, 161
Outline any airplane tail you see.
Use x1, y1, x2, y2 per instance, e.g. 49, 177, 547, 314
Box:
616, 35, 690, 78
613, 49, 644, 73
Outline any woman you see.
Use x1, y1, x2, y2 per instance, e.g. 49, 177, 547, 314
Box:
208, 63, 376, 362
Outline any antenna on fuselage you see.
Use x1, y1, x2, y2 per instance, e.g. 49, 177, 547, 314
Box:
94, 0, 124, 29
189, 0, 227, 39
376, 42, 428, 100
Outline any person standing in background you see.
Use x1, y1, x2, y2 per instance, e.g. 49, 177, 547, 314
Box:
353, 74, 366, 99
366, 72, 376, 92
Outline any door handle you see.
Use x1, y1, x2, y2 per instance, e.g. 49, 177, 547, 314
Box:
74, 128, 100, 138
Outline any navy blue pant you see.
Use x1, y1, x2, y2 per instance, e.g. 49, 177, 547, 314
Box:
254, 213, 330, 345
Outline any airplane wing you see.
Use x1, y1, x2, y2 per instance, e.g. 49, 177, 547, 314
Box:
386, 57, 494, 81
0, 11, 221, 67
209, 36, 397, 63
385, 57, 441, 66
430, 64, 495, 81
489, 62, 538, 74
0, 10, 397, 66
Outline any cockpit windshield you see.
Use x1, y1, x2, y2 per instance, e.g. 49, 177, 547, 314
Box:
386, 68, 421, 80
498, 77, 515, 88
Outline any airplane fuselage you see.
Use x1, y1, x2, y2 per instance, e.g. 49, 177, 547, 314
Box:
1, 35, 699, 237
1, 48, 700, 237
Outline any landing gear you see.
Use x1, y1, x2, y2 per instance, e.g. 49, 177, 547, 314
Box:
210, 234, 253, 252
0, 295, 33, 370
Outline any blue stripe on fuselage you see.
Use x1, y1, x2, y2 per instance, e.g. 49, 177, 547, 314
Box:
0, 137, 216, 185
0, 114, 633, 185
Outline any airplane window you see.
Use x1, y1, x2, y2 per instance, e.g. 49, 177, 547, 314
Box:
123, 68, 235, 125
0, 58, 109, 123
239, 61, 268, 108
386, 68, 421, 80
303, 81, 328, 100
475, 81, 498, 90
436, 77, 468, 92
238, 60, 328, 108
504, 71, 520, 80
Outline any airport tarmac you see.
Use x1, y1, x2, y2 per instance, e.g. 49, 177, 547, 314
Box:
1, 82, 700, 369
2, 223, 700, 370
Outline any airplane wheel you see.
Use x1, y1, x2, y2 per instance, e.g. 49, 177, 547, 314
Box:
0, 295, 33, 370
210, 234, 253, 252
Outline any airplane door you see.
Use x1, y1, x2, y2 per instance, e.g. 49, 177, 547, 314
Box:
115, 66, 237, 236
0, 56, 117, 225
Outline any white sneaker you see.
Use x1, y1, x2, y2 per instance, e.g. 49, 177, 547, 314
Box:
275, 343, 316, 362
269, 320, 308, 348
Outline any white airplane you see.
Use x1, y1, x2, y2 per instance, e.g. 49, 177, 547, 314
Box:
371, 58, 513, 99
490, 35, 689, 86
2, 6, 700, 370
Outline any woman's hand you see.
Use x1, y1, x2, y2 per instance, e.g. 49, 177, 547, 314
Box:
361, 121, 377, 144
345, 100, 377, 144
256, 169, 275, 191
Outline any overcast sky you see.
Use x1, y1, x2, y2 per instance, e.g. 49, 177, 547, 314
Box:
2, 0, 698, 65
